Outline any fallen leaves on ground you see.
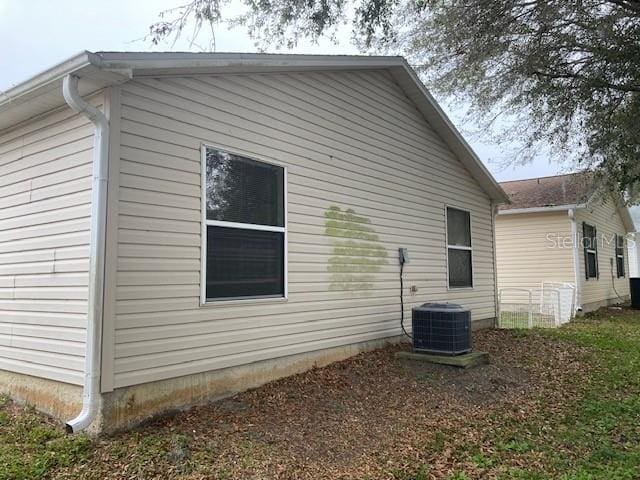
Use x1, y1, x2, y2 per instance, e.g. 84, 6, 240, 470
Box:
6, 310, 640, 480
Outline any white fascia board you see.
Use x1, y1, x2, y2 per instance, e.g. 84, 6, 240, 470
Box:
498, 204, 580, 215
96, 51, 405, 73
0, 51, 94, 106
0, 52, 131, 133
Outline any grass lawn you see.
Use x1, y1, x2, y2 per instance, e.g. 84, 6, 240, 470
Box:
2, 307, 640, 479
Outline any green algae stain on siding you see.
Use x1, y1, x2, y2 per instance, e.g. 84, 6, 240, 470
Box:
325, 206, 388, 291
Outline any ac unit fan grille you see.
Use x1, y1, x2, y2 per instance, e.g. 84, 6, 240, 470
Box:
411, 304, 471, 355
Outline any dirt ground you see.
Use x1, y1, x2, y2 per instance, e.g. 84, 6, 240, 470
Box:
58, 327, 589, 479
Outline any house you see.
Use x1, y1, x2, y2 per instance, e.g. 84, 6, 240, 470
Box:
628, 208, 640, 277
629, 233, 640, 278
0, 51, 508, 433
495, 173, 635, 314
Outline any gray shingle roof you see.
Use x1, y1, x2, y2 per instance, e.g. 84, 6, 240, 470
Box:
499, 172, 594, 211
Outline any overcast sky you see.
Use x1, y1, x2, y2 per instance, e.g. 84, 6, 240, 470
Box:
0, 0, 569, 182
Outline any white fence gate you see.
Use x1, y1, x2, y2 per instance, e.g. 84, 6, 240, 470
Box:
498, 283, 576, 329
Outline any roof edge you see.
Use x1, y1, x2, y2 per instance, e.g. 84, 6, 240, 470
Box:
620, 206, 636, 232
393, 61, 508, 204
0, 51, 98, 106
498, 204, 579, 215
0, 51, 507, 203
499, 171, 582, 185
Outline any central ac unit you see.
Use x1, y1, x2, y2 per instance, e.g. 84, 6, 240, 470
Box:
411, 302, 471, 355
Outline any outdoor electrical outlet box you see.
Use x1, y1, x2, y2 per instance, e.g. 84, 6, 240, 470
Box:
398, 248, 409, 265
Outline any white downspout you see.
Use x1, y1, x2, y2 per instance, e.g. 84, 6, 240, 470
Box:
491, 203, 500, 327
569, 208, 582, 312
62, 75, 109, 433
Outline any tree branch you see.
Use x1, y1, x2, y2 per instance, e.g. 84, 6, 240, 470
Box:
531, 70, 640, 93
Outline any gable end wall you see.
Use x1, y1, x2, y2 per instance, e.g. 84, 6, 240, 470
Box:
107, 69, 497, 391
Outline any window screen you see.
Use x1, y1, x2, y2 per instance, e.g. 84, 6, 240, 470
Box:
448, 249, 473, 288
204, 147, 286, 301
446, 207, 473, 288
206, 227, 284, 299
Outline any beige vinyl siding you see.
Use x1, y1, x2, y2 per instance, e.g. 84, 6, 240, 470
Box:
0, 97, 100, 385
495, 211, 575, 302
576, 198, 630, 307
111, 70, 496, 388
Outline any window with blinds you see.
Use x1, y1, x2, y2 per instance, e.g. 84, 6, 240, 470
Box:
203, 148, 286, 301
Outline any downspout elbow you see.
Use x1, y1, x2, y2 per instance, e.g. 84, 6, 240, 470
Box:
62, 75, 109, 433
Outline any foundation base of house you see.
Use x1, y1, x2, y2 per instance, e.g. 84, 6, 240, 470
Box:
580, 296, 630, 314
395, 350, 490, 369
472, 317, 496, 330
0, 370, 82, 422
1, 318, 496, 434
100, 334, 411, 433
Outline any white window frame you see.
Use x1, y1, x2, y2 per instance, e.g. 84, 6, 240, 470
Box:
616, 234, 625, 278
445, 205, 474, 289
583, 222, 598, 280
200, 144, 288, 305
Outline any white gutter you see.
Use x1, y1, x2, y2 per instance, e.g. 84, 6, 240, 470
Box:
568, 208, 582, 312
498, 204, 585, 215
62, 75, 109, 433
0, 52, 95, 107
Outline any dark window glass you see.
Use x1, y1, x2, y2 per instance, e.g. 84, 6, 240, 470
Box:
583, 224, 596, 249
583, 222, 598, 279
448, 249, 473, 288
586, 252, 598, 279
616, 234, 625, 277
617, 255, 625, 278
447, 208, 471, 247
205, 149, 284, 226
206, 226, 284, 300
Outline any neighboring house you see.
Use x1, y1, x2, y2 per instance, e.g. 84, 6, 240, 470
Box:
627, 207, 640, 277
495, 173, 635, 313
0, 51, 508, 433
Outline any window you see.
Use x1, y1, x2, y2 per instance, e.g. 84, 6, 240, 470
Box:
202, 147, 286, 301
616, 234, 625, 278
446, 207, 473, 288
583, 222, 598, 279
